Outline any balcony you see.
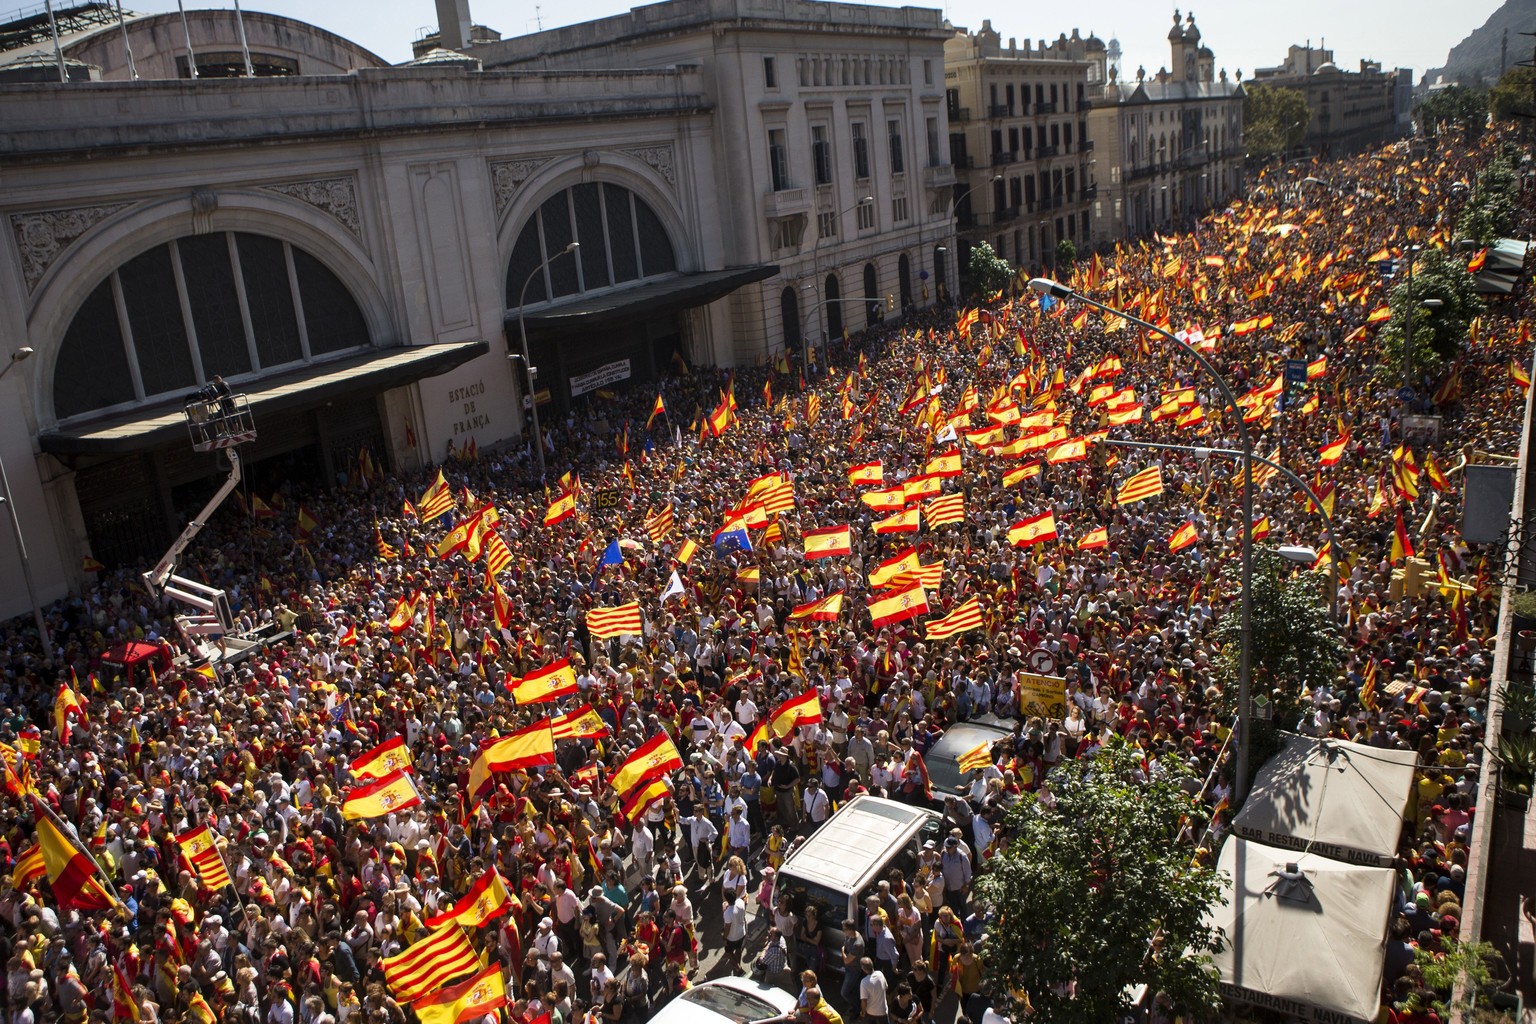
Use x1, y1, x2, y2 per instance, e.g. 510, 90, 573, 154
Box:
988, 103, 1012, 119
1035, 101, 1057, 114
990, 150, 1017, 166
764, 186, 810, 217
1176, 146, 1209, 170
957, 212, 979, 229
993, 205, 1020, 222
1128, 163, 1163, 181
1081, 138, 1095, 151
1043, 195, 1064, 210
924, 163, 957, 189
1036, 144, 1059, 158
950, 106, 971, 122
1082, 183, 1098, 201
1077, 99, 1093, 112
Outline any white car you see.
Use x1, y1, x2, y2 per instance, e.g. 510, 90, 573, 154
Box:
649, 977, 798, 1024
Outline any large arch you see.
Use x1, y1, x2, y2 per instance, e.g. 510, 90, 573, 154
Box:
26, 189, 394, 428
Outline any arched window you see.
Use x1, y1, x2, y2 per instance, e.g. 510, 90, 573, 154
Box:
933, 246, 948, 296
54, 231, 369, 421
863, 263, 880, 328
506, 182, 676, 307
780, 286, 801, 349
824, 273, 842, 340
898, 254, 912, 311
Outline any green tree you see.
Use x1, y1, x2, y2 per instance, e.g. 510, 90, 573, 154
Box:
1457, 155, 1519, 245
975, 740, 1227, 1024
1214, 547, 1341, 695
1379, 246, 1484, 382
1411, 939, 1503, 1019
1415, 85, 1488, 142
1054, 238, 1078, 267
1488, 65, 1536, 125
1242, 84, 1310, 159
967, 241, 1013, 299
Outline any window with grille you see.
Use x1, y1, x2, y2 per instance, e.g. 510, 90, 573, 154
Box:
505, 182, 677, 308
887, 119, 905, 175
856, 200, 876, 231
769, 128, 792, 191
851, 122, 870, 180
812, 125, 833, 186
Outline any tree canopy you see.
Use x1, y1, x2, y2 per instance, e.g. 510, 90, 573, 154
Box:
1378, 246, 1485, 383
975, 740, 1227, 1024
1415, 85, 1488, 142
967, 241, 1013, 299
1242, 84, 1310, 159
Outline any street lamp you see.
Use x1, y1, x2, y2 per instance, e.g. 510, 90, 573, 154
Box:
1030, 275, 1259, 802
515, 241, 579, 478
0, 346, 51, 655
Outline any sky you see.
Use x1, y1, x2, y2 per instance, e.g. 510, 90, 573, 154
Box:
129, 0, 1504, 79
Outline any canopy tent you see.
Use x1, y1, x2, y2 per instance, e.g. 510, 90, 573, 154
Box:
1231, 733, 1416, 867
1209, 837, 1396, 1024
100, 640, 173, 683
1485, 237, 1530, 272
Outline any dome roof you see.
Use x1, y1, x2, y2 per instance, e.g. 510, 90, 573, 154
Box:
1313, 61, 1340, 75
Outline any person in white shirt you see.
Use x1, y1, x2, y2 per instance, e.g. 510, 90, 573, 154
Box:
735, 696, 759, 727
722, 895, 749, 970
803, 778, 830, 829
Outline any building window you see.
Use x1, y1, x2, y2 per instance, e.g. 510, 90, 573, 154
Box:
887, 119, 905, 174
769, 216, 805, 251
824, 273, 842, 338
818, 210, 838, 240
54, 230, 369, 421
852, 122, 870, 180
812, 125, 833, 186
892, 196, 909, 222
926, 117, 942, 168
856, 199, 876, 231
768, 128, 791, 191
764, 56, 777, 89
505, 182, 675, 307
781, 286, 801, 348
923, 58, 933, 85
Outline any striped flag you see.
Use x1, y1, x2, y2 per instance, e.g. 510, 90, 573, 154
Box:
422, 869, 515, 930
767, 690, 823, 738
923, 492, 965, 527
587, 602, 643, 639
506, 659, 579, 706
548, 704, 609, 741
410, 962, 507, 1024
544, 492, 577, 526
873, 506, 922, 534
867, 581, 928, 628
788, 592, 844, 622
869, 547, 921, 588
483, 532, 514, 577
175, 825, 234, 892
610, 733, 683, 800
33, 799, 118, 910
1007, 511, 1058, 547
381, 924, 480, 1003
340, 769, 422, 821
1077, 526, 1109, 551
890, 562, 943, 591
10, 844, 45, 889
1115, 465, 1164, 505
1318, 433, 1349, 467
803, 524, 853, 559
1168, 521, 1199, 552
848, 461, 884, 486
956, 739, 994, 775
924, 597, 983, 640
468, 723, 557, 800
418, 471, 454, 522
1003, 462, 1041, 488
350, 736, 413, 780
645, 504, 675, 543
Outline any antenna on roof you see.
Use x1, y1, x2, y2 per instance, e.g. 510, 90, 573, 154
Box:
114, 0, 138, 79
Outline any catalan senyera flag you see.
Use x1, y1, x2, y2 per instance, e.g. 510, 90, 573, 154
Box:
1168, 521, 1200, 553
956, 739, 994, 775
1003, 462, 1042, 488
351, 736, 414, 781
410, 962, 507, 1024
1008, 511, 1058, 547
381, 924, 481, 1004
483, 532, 514, 577
418, 470, 454, 522
848, 461, 884, 486
924, 597, 983, 641
803, 524, 853, 559
175, 824, 234, 892
873, 506, 921, 535
767, 690, 824, 739
867, 580, 928, 628
1115, 465, 1164, 505
340, 768, 422, 821
422, 869, 515, 931
10, 845, 45, 889
890, 561, 943, 591
544, 491, 577, 527
506, 659, 578, 706
645, 504, 675, 543
1318, 433, 1349, 467
923, 492, 965, 528
33, 800, 118, 910
609, 733, 683, 800
548, 704, 609, 742
868, 547, 921, 588
468, 722, 557, 800
587, 602, 643, 639
788, 591, 844, 622
1077, 526, 1109, 551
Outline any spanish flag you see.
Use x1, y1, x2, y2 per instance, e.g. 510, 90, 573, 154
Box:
382, 924, 481, 1003
803, 525, 853, 559
506, 659, 578, 706
848, 461, 884, 486
53, 683, 85, 743
33, 799, 118, 910
622, 778, 672, 824
1168, 521, 1200, 553
1511, 359, 1532, 393
868, 547, 921, 588
1318, 433, 1349, 467
646, 394, 667, 428
1115, 465, 1164, 505
1046, 437, 1088, 464
175, 825, 234, 892
861, 485, 908, 511
788, 591, 844, 622
866, 580, 928, 628
610, 733, 683, 799
1251, 516, 1272, 541
351, 736, 414, 780
410, 962, 507, 1024
548, 704, 610, 741
767, 690, 824, 738
1008, 511, 1058, 547
1003, 462, 1041, 488
1365, 305, 1391, 325
1076, 526, 1109, 551
873, 506, 921, 535
387, 593, 418, 634
925, 450, 963, 478
340, 768, 422, 821
1391, 511, 1416, 563
468, 722, 557, 800
544, 491, 577, 527
422, 869, 514, 930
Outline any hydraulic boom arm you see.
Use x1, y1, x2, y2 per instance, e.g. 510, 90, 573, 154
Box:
143, 447, 242, 593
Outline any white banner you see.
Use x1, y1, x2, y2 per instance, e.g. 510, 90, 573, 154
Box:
569, 359, 632, 397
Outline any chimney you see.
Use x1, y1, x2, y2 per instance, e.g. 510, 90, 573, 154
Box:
436, 0, 473, 50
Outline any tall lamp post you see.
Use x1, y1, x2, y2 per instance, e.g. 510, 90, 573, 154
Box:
0, 347, 51, 654
1028, 276, 1258, 802
948, 174, 1003, 296
515, 241, 579, 478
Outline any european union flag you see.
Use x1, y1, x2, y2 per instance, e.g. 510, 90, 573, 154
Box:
600, 539, 624, 568
713, 526, 753, 553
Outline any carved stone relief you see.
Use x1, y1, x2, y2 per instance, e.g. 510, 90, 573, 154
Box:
10, 203, 132, 293
262, 176, 362, 237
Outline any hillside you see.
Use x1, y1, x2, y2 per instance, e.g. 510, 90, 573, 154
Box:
1429, 0, 1536, 85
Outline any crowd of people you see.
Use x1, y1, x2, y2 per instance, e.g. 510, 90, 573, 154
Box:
1, 132, 1532, 1024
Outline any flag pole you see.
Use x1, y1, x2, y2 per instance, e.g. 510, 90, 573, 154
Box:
30, 795, 123, 904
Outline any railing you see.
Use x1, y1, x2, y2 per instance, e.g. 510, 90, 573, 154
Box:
1082, 183, 1098, 201
1081, 139, 1095, 152
991, 150, 1016, 166
1077, 98, 1093, 112
1042, 195, 1065, 210
1128, 163, 1163, 181
957, 212, 979, 229
1035, 101, 1057, 114
1037, 144, 1059, 158
950, 107, 971, 122
994, 205, 1020, 222
988, 104, 1012, 119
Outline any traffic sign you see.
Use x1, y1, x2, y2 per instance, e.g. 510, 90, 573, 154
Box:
1284, 359, 1308, 384
1397, 387, 1417, 403
1028, 647, 1057, 675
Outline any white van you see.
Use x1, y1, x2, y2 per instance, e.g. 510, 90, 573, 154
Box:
774, 795, 943, 964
